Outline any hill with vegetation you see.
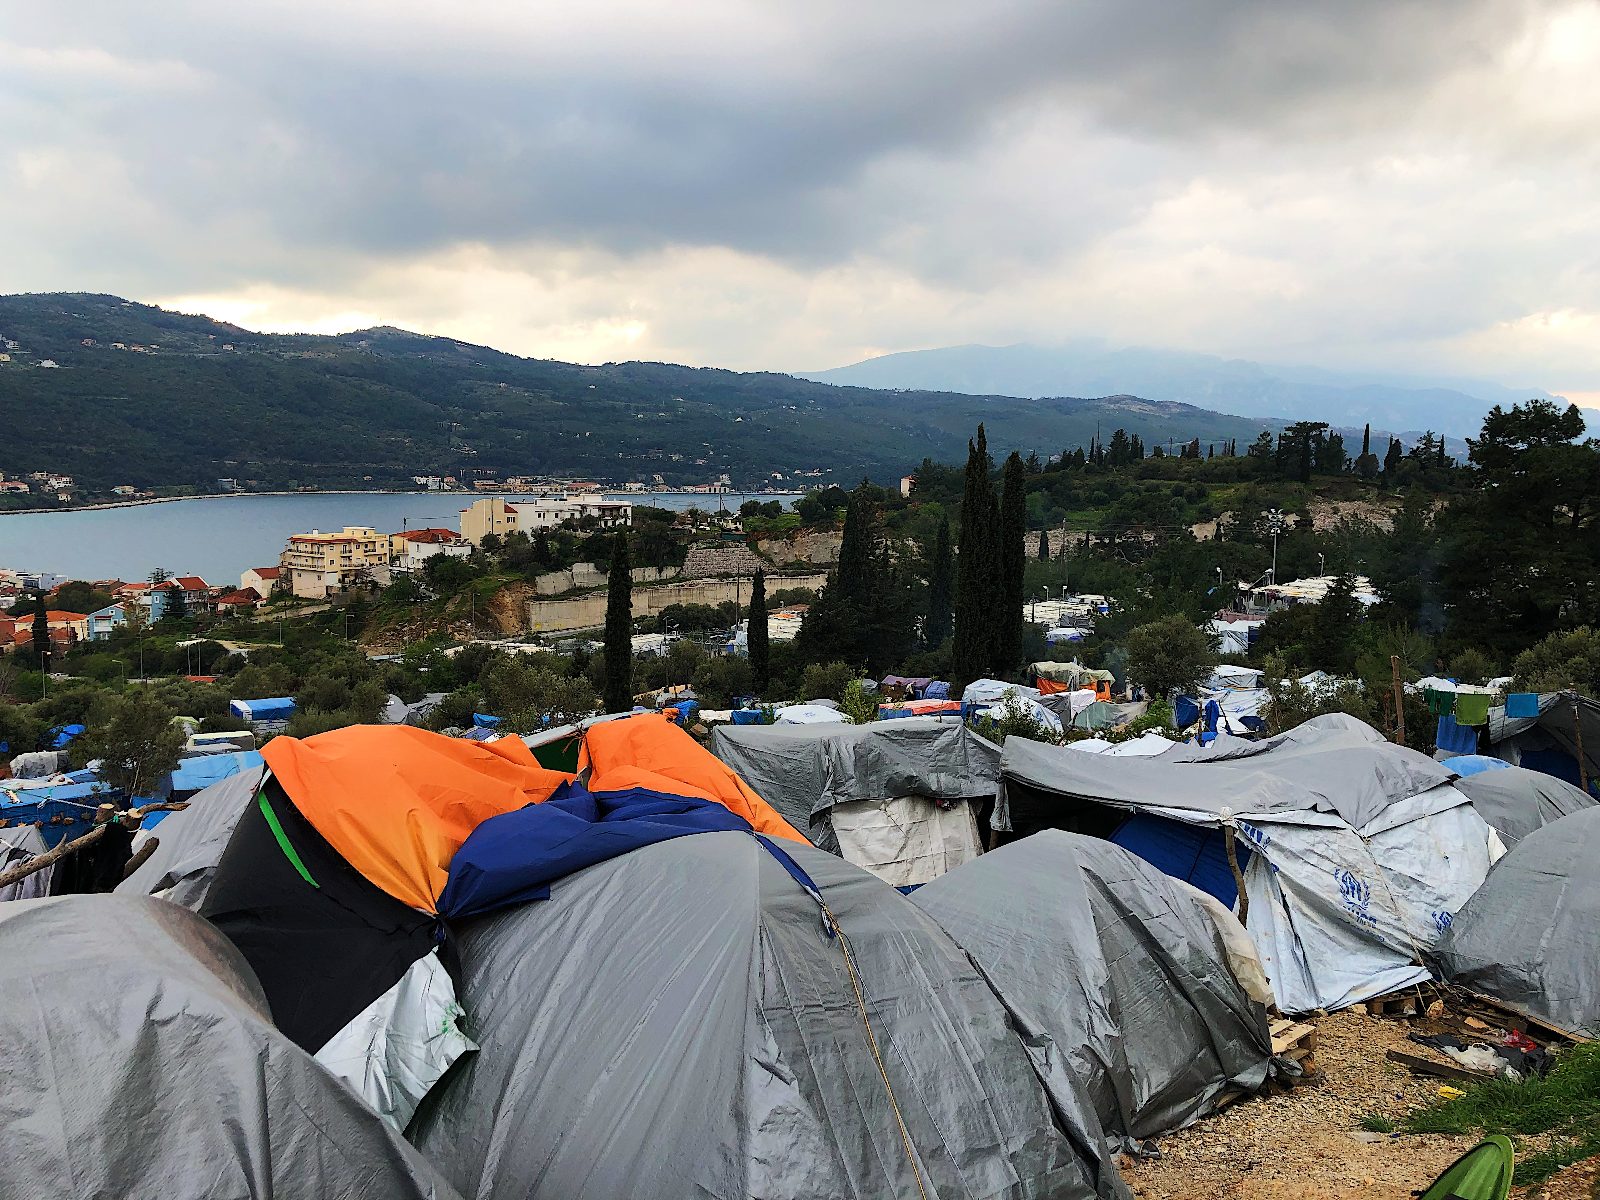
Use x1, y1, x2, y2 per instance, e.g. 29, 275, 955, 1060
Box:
4, 293, 1304, 499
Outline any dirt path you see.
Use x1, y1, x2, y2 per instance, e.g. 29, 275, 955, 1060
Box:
1121, 1010, 1479, 1199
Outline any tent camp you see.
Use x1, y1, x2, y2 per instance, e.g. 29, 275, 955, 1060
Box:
411, 830, 1123, 1200
709, 716, 998, 883
1433, 805, 1600, 1038
994, 716, 1504, 1012
1449, 765, 1596, 848
910, 831, 1273, 1147
1486, 691, 1600, 794
0, 895, 459, 1199
229, 695, 297, 724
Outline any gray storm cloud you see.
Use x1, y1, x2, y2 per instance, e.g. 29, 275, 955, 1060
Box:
2, 0, 1596, 386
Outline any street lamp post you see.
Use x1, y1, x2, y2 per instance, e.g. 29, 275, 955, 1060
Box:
1266, 509, 1285, 584
1318, 552, 1326, 577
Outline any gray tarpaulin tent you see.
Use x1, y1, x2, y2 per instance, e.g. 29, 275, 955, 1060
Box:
910, 831, 1273, 1147
996, 716, 1502, 1013
0, 894, 459, 1199
412, 831, 1126, 1200
1433, 805, 1600, 1037
118, 763, 265, 909
0, 825, 53, 901
709, 716, 1000, 884
1449, 765, 1596, 848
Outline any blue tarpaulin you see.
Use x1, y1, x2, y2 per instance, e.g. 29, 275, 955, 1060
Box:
439, 781, 753, 918
168, 751, 265, 795
49, 724, 86, 750
0, 781, 123, 847
730, 709, 765, 726
229, 697, 296, 723
1443, 755, 1512, 778
923, 681, 951, 700
1174, 694, 1202, 731
472, 713, 503, 728
1109, 812, 1253, 908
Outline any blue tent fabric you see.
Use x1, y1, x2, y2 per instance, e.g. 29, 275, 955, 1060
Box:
49, 724, 87, 750
0, 782, 124, 847
1174, 694, 1202, 732
1443, 755, 1512, 778
439, 782, 754, 919
472, 713, 503, 729
729, 709, 765, 726
229, 697, 296, 722
1436, 715, 1479, 756
169, 751, 265, 795
923, 681, 951, 700
1109, 813, 1252, 908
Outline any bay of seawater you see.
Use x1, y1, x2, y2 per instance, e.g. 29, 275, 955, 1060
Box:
0, 491, 798, 585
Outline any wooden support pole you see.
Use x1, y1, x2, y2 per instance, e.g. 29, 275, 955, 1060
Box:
1390, 655, 1406, 746
1572, 695, 1589, 794
1223, 821, 1250, 926
0, 800, 187, 890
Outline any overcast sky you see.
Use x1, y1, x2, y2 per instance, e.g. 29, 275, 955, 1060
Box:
4, 1, 1598, 398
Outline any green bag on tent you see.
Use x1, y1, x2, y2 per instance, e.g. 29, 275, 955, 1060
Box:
1417, 1135, 1514, 1200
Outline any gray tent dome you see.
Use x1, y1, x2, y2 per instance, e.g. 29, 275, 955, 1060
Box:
0, 894, 457, 1199
1433, 804, 1600, 1037
910, 830, 1273, 1145
410, 830, 1123, 1200
118, 764, 265, 909
1449, 765, 1595, 848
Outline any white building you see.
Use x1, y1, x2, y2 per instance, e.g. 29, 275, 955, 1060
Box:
459, 495, 633, 545
389, 528, 472, 572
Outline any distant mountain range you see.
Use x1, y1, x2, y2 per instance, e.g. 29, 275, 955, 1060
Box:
0, 295, 1472, 497
807, 341, 1560, 441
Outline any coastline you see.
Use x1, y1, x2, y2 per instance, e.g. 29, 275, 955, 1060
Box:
0, 487, 797, 518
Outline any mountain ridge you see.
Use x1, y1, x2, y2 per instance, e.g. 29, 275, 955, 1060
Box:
0, 294, 1449, 497
805, 340, 1557, 440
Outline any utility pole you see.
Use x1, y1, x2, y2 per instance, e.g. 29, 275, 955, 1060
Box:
1390, 655, 1406, 745
1266, 509, 1285, 584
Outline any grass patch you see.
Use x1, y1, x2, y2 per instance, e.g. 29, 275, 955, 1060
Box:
1402, 1042, 1600, 1185
1359, 1115, 1398, 1133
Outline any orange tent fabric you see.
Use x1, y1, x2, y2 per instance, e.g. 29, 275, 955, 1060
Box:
1035, 677, 1072, 695
262, 725, 573, 912
581, 714, 808, 844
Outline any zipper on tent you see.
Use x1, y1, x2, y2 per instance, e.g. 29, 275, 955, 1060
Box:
257, 790, 319, 888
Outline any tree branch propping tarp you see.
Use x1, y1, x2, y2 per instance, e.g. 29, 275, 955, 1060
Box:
0, 801, 187, 891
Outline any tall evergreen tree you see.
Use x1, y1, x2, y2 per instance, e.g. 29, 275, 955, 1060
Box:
953, 426, 998, 686
603, 533, 633, 713
1383, 436, 1403, 476
999, 452, 1027, 673
1361, 423, 1371, 458
797, 484, 915, 672
747, 568, 769, 692
30, 604, 48, 668
1037, 528, 1051, 561
924, 516, 954, 649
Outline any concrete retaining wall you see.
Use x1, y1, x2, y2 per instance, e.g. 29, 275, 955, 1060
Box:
526, 572, 829, 634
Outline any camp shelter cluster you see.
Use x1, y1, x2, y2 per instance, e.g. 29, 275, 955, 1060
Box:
1, 703, 1597, 1198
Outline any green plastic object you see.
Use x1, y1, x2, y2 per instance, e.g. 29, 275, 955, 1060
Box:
1417, 1135, 1515, 1200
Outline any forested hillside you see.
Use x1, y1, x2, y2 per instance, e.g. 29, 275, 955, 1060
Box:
2, 294, 1297, 497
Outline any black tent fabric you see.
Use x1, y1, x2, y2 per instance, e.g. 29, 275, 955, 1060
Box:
910, 830, 1273, 1145
412, 830, 1127, 1200
201, 775, 436, 1052
1433, 805, 1600, 1038
0, 894, 458, 1199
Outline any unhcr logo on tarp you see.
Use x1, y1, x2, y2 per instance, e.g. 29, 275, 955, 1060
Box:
1333, 867, 1378, 928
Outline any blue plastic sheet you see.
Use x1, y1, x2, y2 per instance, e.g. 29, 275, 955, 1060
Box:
439, 782, 753, 918
1505, 693, 1540, 720
1436, 714, 1479, 756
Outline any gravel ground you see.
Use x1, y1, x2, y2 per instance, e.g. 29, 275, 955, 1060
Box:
1119, 1010, 1486, 1200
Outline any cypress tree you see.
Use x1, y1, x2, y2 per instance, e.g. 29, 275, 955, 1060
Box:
30, 603, 49, 668
1361, 423, 1371, 458
924, 516, 954, 650
1037, 528, 1051, 561
953, 426, 996, 686
747, 568, 769, 692
999, 452, 1027, 672
603, 533, 633, 713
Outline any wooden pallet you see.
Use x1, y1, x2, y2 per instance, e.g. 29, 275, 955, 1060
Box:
1270, 1017, 1319, 1064
1356, 985, 1436, 1019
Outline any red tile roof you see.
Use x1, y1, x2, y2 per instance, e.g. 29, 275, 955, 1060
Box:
397, 528, 463, 543
250, 567, 282, 578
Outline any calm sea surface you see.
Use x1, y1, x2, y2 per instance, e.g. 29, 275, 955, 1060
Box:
0, 491, 798, 585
